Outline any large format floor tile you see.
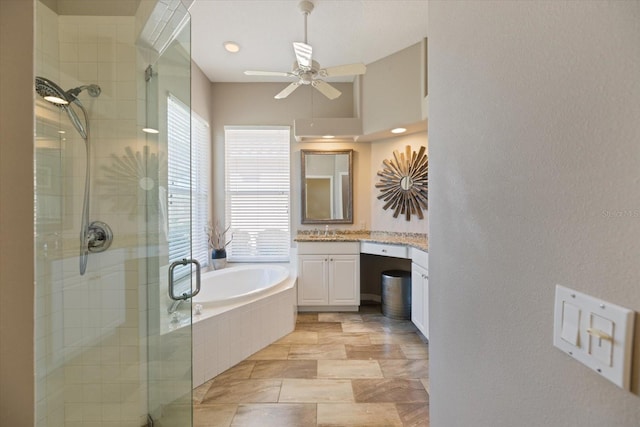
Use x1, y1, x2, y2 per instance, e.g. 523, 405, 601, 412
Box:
352, 379, 429, 403
288, 343, 347, 360
317, 359, 383, 379
400, 343, 430, 359
317, 331, 371, 345
279, 379, 355, 403
193, 303, 430, 426
397, 402, 430, 427
274, 331, 319, 345
201, 379, 282, 404
250, 360, 317, 379
345, 343, 406, 359
295, 321, 343, 332
231, 403, 316, 427
193, 404, 237, 427
246, 344, 291, 360
212, 360, 255, 383
317, 403, 403, 427
379, 359, 429, 379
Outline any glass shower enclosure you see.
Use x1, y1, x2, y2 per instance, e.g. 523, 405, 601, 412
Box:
34, 1, 194, 425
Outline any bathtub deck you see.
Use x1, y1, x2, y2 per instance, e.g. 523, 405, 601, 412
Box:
192, 303, 430, 427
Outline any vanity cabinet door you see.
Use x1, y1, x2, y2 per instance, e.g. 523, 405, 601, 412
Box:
423, 269, 429, 340
329, 255, 360, 305
298, 255, 329, 305
411, 262, 429, 339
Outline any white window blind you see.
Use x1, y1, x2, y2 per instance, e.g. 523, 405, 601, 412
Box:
167, 94, 210, 270
224, 126, 290, 262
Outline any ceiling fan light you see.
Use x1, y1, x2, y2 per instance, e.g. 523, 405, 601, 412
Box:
391, 127, 407, 134
223, 41, 240, 53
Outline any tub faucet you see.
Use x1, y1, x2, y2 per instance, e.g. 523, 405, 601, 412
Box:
168, 299, 185, 314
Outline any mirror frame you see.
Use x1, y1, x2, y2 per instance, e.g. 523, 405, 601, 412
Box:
301, 149, 353, 224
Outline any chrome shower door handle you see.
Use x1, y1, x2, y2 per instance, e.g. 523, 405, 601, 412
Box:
168, 258, 201, 301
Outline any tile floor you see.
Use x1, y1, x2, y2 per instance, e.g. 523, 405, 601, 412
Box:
192, 303, 430, 426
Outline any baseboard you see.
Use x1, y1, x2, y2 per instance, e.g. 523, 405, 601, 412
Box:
298, 306, 359, 312
361, 293, 381, 303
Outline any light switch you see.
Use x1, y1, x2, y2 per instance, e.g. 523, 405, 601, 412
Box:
588, 313, 613, 367
553, 285, 635, 390
560, 301, 580, 346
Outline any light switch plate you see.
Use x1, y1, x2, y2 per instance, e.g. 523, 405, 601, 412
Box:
553, 285, 635, 390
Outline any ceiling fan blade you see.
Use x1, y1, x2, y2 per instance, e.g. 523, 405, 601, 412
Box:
244, 70, 294, 77
320, 63, 367, 78
274, 82, 301, 99
293, 42, 313, 69
312, 80, 341, 100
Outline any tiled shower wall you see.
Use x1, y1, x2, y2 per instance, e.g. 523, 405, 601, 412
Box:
35, 3, 147, 426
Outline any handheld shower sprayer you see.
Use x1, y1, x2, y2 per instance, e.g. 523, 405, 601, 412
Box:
35, 77, 101, 140
35, 76, 112, 275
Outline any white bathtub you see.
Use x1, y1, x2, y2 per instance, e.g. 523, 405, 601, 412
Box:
193, 264, 290, 308
189, 263, 297, 388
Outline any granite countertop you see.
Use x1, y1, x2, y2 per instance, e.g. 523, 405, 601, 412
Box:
295, 230, 428, 252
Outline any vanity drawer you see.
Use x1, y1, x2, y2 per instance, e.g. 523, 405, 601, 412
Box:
298, 241, 360, 255
411, 248, 428, 269
360, 242, 408, 259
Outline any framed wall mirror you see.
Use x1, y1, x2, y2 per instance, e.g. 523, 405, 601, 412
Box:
301, 149, 353, 224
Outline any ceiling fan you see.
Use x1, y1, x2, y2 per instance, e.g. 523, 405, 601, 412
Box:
244, 0, 366, 100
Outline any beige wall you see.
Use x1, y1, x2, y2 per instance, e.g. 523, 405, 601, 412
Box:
370, 131, 428, 233
0, 1, 35, 425
208, 81, 430, 239
362, 42, 424, 135
210, 82, 372, 240
429, 2, 640, 426
191, 60, 211, 122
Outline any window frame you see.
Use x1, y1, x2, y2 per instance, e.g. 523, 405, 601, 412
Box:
224, 125, 291, 263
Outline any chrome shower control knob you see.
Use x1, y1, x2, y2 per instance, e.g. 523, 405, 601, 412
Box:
87, 221, 113, 253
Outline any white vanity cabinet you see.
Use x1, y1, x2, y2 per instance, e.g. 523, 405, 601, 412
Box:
297, 242, 360, 310
411, 248, 429, 339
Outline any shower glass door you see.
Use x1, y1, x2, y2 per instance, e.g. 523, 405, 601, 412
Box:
34, 1, 193, 425
145, 7, 194, 426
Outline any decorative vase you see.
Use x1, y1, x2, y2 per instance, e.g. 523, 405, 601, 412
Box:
211, 248, 227, 270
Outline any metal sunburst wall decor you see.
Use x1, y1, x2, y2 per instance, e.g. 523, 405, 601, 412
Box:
375, 145, 428, 221
100, 145, 165, 219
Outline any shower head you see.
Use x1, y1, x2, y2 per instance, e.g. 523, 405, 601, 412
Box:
35, 76, 71, 105
35, 76, 101, 140
35, 76, 102, 105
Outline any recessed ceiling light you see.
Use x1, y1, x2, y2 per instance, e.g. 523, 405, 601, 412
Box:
223, 41, 240, 53
391, 127, 407, 134
142, 127, 159, 134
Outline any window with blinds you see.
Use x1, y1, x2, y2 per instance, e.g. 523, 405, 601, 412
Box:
167, 94, 210, 271
224, 126, 290, 262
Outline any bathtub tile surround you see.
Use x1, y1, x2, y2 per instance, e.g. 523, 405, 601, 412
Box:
191, 265, 297, 388
193, 304, 430, 426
